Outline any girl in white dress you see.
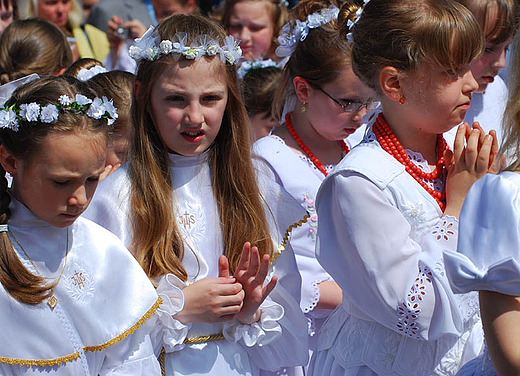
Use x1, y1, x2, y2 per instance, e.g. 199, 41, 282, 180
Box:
443, 32, 520, 376
253, 0, 377, 362
85, 14, 309, 376
308, 0, 501, 375
0, 76, 162, 375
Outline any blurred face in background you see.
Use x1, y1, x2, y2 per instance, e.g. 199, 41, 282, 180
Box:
0, 0, 14, 34
38, 0, 71, 30
82, 0, 99, 20
151, 0, 195, 21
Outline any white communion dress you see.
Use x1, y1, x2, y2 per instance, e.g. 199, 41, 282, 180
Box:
0, 197, 162, 375
308, 127, 484, 376
84, 152, 310, 376
444, 171, 520, 376
253, 134, 351, 353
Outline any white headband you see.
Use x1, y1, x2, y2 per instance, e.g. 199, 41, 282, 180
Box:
129, 26, 242, 65
237, 58, 279, 79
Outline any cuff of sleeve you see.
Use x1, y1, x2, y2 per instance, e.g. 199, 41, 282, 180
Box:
222, 299, 284, 347
156, 274, 191, 352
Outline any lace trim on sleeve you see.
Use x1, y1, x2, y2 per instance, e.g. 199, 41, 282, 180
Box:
396, 265, 433, 339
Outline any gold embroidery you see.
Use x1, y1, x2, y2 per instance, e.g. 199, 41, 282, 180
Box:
183, 333, 225, 344
71, 270, 86, 289
159, 348, 166, 376
271, 212, 310, 264
0, 352, 80, 366
84, 296, 162, 352
178, 212, 196, 230
0, 296, 162, 367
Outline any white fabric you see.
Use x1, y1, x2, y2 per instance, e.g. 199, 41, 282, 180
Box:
308, 127, 484, 376
84, 152, 309, 375
104, 42, 137, 73
252, 135, 343, 350
443, 172, 520, 376
444, 76, 507, 149
0, 196, 161, 375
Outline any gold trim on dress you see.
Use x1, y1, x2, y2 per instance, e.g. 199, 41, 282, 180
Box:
0, 296, 163, 367
183, 333, 225, 344
84, 296, 163, 352
271, 212, 310, 264
0, 352, 80, 367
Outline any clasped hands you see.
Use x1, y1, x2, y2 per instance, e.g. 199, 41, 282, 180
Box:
173, 242, 277, 325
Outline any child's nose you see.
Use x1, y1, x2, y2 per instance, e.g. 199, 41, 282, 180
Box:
68, 185, 87, 207
463, 70, 479, 93
185, 101, 204, 124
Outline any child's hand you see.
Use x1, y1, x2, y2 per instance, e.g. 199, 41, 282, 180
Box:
233, 242, 277, 325
173, 257, 244, 324
443, 122, 493, 218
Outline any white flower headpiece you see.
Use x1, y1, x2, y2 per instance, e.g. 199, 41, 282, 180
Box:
0, 94, 118, 132
237, 58, 279, 79
275, 5, 340, 58
129, 26, 242, 65
346, 0, 370, 42
76, 65, 108, 81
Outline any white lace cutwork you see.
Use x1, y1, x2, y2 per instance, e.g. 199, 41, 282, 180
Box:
396, 265, 433, 339
304, 280, 321, 314
432, 218, 456, 241
302, 191, 318, 240
299, 154, 335, 174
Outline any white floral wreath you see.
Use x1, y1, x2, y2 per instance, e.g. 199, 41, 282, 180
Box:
275, 5, 340, 58
0, 94, 118, 132
76, 65, 108, 82
346, 0, 370, 42
237, 58, 279, 79
129, 26, 242, 65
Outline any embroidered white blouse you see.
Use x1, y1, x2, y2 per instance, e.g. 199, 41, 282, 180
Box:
84, 152, 310, 376
443, 172, 520, 376
253, 134, 349, 347
308, 128, 484, 376
0, 197, 162, 375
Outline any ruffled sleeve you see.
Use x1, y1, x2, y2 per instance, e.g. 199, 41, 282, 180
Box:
316, 171, 467, 341
153, 274, 191, 353
444, 172, 520, 296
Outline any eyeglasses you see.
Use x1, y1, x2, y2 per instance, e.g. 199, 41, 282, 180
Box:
317, 86, 380, 113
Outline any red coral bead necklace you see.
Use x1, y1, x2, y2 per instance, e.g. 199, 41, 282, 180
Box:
285, 112, 349, 177
372, 114, 448, 211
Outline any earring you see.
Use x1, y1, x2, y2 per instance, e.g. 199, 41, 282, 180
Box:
301, 102, 308, 112
399, 97, 405, 105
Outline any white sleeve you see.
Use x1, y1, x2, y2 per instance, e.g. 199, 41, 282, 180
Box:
444, 172, 520, 296
103, 42, 137, 73
316, 172, 465, 341
225, 242, 310, 371
100, 319, 161, 376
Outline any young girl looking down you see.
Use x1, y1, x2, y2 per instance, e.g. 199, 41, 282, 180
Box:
0, 76, 162, 375
85, 13, 309, 376
308, 0, 500, 374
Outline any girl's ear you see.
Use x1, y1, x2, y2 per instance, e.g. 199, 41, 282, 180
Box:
0, 145, 18, 175
134, 81, 141, 103
293, 76, 311, 104
379, 66, 403, 103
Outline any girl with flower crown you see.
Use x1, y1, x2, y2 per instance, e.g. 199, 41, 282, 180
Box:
307, 0, 501, 375
84, 13, 309, 376
253, 0, 377, 368
0, 75, 162, 375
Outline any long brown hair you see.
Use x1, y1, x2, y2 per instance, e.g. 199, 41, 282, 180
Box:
0, 18, 72, 84
130, 14, 272, 281
0, 76, 110, 304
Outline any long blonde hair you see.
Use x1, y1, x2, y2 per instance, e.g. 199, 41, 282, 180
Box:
130, 14, 272, 281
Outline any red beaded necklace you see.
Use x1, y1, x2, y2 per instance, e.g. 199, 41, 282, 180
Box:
372, 114, 448, 211
285, 112, 349, 176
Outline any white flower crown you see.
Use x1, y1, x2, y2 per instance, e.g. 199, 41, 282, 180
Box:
129, 26, 242, 65
76, 65, 108, 82
275, 5, 340, 58
0, 94, 118, 132
237, 58, 279, 79
346, 0, 370, 42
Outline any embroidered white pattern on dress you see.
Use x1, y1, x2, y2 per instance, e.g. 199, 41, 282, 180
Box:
65, 262, 94, 302
302, 191, 318, 240
402, 201, 427, 228
396, 266, 433, 338
176, 203, 205, 248
432, 218, 456, 241
376, 332, 400, 370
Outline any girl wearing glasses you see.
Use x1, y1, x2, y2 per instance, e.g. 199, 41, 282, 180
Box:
252, 0, 376, 369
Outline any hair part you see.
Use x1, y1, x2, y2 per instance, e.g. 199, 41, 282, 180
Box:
131, 14, 272, 281
351, 0, 484, 93
0, 75, 110, 304
0, 18, 72, 84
